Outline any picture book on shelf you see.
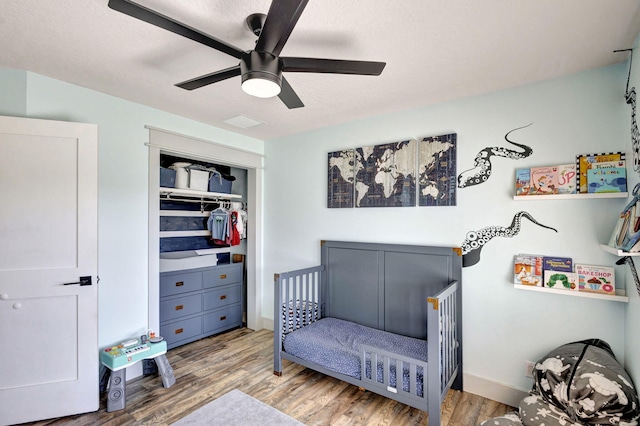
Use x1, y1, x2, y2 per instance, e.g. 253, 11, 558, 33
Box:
514, 254, 543, 286
575, 264, 615, 295
542, 256, 572, 272
556, 164, 577, 194
587, 167, 627, 193
608, 197, 640, 251
544, 271, 578, 291
530, 166, 558, 195
576, 152, 625, 193
515, 168, 531, 196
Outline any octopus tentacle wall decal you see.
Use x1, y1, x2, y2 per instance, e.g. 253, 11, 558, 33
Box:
457, 123, 534, 188
615, 49, 640, 173
461, 211, 557, 267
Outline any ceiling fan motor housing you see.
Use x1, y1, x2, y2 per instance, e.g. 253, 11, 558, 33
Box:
240, 50, 283, 94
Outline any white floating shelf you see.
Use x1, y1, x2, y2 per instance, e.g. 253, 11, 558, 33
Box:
514, 284, 628, 302
160, 187, 242, 200
599, 244, 640, 257
514, 192, 628, 201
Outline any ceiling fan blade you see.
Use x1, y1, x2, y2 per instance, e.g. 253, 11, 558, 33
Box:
278, 77, 304, 109
255, 0, 309, 56
175, 66, 241, 90
281, 57, 386, 75
108, 0, 244, 60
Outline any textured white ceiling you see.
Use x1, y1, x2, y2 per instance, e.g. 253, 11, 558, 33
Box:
2, 1, 640, 141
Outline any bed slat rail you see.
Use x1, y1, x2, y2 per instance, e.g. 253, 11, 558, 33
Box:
360, 344, 429, 404
273, 265, 324, 374
427, 280, 460, 425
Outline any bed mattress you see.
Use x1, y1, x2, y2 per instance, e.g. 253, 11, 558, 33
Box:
283, 317, 427, 394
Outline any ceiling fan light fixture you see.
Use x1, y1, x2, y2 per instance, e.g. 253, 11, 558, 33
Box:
241, 73, 282, 98
240, 51, 282, 98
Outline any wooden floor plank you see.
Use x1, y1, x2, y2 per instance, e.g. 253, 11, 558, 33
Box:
19, 328, 514, 426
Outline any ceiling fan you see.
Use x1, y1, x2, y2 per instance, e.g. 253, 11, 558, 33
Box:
107, 0, 386, 109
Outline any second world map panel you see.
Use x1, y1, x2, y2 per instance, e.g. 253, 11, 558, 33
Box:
355, 139, 416, 207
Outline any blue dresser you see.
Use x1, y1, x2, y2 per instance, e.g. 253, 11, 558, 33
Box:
159, 262, 243, 349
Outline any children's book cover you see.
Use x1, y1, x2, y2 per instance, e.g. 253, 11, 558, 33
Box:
576, 152, 625, 193
556, 164, 577, 194
542, 256, 572, 272
514, 254, 543, 286
587, 167, 627, 193
530, 166, 558, 195
544, 271, 578, 291
515, 168, 531, 196
575, 264, 615, 295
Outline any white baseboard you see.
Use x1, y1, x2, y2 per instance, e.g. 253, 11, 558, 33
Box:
463, 373, 528, 408
262, 317, 274, 332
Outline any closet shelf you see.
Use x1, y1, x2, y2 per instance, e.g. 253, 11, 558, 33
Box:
513, 192, 628, 201
514, 284, 629, 302
160, 187, 242, 203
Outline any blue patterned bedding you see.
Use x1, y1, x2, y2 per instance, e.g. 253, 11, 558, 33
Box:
283, 317, 427, 395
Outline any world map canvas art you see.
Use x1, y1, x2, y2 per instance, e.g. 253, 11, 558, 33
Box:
419, 133, 457, 206
327, 134, 457, 208
354, 139, 416, 207
328, 149, 356, 208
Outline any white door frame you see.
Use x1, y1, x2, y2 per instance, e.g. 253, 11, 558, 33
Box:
146, 126, 264, 333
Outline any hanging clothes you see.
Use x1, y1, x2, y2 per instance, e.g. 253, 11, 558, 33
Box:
230, 211, 241, 246
207, 208, 229, 244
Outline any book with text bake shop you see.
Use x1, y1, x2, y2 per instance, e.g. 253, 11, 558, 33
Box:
542, 256, 572, 272
576, 152, 625, 193
515, 168, 531, 196
513, 254, 543, 286
556, 164, 577, 194
587, 161, 627, 193
530, 166, 558, 195
544, 271, 578, 291
575, 264, 615, 295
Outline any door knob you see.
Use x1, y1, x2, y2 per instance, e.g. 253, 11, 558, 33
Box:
0, 293, 8, 300
13, 302, 21, 309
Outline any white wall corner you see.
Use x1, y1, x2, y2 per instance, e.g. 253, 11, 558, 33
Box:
463, 373, 529, 408
262, 317, 274, 332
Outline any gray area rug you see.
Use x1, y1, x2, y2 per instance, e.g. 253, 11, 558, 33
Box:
171, 389, 304, 426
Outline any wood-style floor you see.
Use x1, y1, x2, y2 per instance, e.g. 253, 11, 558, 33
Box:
22, 328, 513, 426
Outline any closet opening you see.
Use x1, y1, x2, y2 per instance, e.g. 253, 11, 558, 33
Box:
147, 126, 264, 346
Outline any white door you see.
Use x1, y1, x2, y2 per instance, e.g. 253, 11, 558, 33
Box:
0, 116, 98, 425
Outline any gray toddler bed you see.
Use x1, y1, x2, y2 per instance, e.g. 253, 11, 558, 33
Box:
273, 241, 463, 425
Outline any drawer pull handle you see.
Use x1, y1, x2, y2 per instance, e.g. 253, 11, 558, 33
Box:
175, 305, 184, 311
220, 274, 227, 279
220, 295, 227, 300
220, 316, 227, 321
175, 328, 184, 334
175, 281, 184, 287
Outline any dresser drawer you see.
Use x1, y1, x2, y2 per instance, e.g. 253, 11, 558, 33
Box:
203, 264, 242, 289
203, 304, 242, 333
160, 270, 202, 297
160, 294, 202, 322
160, 316, 202, 345
203, 284, 241, 311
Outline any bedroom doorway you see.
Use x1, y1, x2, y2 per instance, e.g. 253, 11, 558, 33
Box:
146, 127, 264, 335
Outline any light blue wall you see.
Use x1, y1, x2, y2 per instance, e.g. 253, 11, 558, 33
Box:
1, 70, 264, 347
264, 63, 633, 393
0, 68, 27, 116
